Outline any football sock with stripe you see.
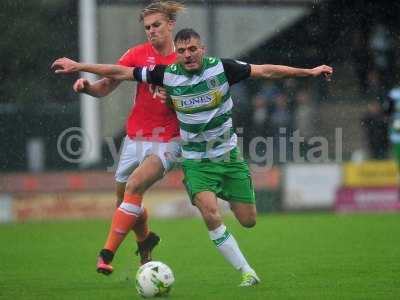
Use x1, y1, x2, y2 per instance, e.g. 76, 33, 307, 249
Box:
103, 193, 143, 253
208, 224, 252, 273
132, 207, 149, 242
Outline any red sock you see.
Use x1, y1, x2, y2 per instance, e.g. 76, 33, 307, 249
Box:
104, 193, 142, 253
132, 207, 149, 242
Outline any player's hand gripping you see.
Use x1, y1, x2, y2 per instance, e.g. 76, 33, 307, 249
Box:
310, 65, 333, 81
149, 85, 169, 103
72, 78, 91, 93
52, 57, 81, 74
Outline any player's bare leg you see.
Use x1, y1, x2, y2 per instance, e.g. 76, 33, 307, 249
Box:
115, 182, 126, 207
97, 155, 164, 274
194, 191, 222, 230
229, 202, 259, 286
194, 192, 260, 286
127, 155, 163, 265
115, 179, 160, 265
125, 155, 164, 195
230, 202, 257, 228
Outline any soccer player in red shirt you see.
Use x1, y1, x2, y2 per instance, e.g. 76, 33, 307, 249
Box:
67, 1, 185, 274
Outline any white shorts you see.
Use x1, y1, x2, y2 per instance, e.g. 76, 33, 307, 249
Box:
115, 136, 181, 183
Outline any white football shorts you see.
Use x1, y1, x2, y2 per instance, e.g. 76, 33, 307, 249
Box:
115, 136, 181, 183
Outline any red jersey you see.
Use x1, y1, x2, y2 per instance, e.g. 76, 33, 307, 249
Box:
118, 42, 179, 141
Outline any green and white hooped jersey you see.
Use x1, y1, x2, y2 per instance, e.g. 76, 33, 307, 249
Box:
134, 57, 251, 159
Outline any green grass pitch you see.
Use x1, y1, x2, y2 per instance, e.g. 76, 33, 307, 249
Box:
1, 213, 400, 299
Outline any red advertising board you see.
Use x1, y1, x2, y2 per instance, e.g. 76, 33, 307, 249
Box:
335, 187, 400, 212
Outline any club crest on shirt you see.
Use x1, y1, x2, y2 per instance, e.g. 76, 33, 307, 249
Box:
206, 76, 219, 89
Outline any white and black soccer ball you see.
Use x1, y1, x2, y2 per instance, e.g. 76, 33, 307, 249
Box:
135, 261, 175, 298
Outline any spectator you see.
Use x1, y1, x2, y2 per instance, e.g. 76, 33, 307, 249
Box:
293, 89, 317, 159
251, 94, 269, 136
366, 69, 385, 100
249, 82, 281, 163
270, 93, 292, 163
361, 100, 389, 159
369, 23, 396, 92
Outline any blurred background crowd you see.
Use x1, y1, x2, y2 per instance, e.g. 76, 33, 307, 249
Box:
0, 0, 399, 221
1, 0, 400, 172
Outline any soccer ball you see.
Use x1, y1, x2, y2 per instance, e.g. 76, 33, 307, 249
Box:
135, 261, 175, 298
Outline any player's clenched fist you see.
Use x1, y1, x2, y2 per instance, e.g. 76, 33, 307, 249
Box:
73, 78, 90, 93
310, 65, 333, 81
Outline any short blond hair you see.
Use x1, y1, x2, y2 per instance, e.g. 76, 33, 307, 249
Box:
139, 1, 186, 22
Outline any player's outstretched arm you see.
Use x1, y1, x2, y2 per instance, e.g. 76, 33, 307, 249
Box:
250, 64, 333, 81
71, 78, 121, 97
52, 57, 134, 81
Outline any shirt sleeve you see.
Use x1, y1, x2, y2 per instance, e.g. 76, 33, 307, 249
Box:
221, 58, 251, 85
117, 47, 137, 67
133, 65, 166, 86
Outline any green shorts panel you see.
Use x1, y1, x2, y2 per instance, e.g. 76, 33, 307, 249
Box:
182, 148, 255, 204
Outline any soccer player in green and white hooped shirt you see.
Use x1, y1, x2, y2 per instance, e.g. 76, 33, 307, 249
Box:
52, 28, 333, 287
